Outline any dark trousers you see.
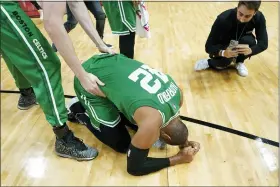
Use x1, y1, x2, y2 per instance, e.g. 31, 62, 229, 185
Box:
119, 32, 136, 59
69, 100, 138, 153
208, 34, 257, 69
65, 1, 106, 39
82, 112, 137, 154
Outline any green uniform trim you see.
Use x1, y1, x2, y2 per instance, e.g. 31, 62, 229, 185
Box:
102, 1, 136, 35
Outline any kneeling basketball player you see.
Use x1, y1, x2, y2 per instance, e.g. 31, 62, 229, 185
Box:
68, 53, 200, 176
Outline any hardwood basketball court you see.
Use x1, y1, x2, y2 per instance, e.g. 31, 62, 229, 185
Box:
1, 2, 279, 186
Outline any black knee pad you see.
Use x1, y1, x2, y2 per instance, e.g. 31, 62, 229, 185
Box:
104, 128, 131, 154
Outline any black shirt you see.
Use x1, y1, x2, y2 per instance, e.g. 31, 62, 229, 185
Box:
205, 7, 268, 57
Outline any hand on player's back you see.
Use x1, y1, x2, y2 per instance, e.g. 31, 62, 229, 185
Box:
98, 45, 116, 55
79, 72, 106, 97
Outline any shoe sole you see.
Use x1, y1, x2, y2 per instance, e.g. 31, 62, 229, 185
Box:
17, 102, 38, 110
55, 151, 98, 161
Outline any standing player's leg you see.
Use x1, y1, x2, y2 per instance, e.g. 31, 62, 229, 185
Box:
119, 31, 136, 59
0, 2, 98, 160
102, 1, 136, 58
84, 1, 112, 48
1, 52, 37, 110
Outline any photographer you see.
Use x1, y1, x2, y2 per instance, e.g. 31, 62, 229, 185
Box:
195, 1, 268, 77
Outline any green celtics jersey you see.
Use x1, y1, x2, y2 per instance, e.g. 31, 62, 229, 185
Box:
74, 54, 181, 128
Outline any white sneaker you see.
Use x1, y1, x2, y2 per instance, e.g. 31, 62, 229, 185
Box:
194, 59, 209, 71
235, 62, 248, 77
153, 139, 166, 150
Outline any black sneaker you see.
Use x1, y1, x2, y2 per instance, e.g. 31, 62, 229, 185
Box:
67, 97, 89, 126
54, 127, 98, 161
68, 112, 78, 124
18, 88, 38, 110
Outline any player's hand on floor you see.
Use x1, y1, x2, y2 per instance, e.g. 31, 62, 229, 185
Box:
79, 72, 106, 97
179, 140, 200, 152
188, 141, 200, 154
177, 146, 196, 163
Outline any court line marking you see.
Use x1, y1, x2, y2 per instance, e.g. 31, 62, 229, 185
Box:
0, 90, 278, 147
180, 116, 279, 147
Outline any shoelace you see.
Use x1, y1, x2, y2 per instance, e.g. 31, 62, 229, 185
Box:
19, 95, 32, 104
66, 132, 87, 151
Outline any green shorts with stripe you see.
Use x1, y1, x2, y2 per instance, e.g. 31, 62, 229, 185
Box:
102, 1, 136, 35
74, 83, 121, 131
0, 2, 68, 126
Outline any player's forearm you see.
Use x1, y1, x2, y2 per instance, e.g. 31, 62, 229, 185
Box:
127, 144, 170, 176
67, 1, 106, 48
129, 158, 170, 176
44, 17, 86, 79
169, 155, 184, 166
